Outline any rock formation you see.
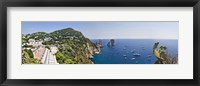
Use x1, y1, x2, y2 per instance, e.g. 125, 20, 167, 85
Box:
107, 39, 115, 47
153, 42, 178, 64
96, 39, 103, 48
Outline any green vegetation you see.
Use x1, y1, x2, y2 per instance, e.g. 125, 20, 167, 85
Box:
153, 42, 178, 64
26, 32, 49, 40
22, 49, 42, 64
22, 28, 98, 64
45, 45, 50, 50
55, 39, 94, 64
23, 44, 33, 48
51, 28, 97, 64
22, 36, 28, 44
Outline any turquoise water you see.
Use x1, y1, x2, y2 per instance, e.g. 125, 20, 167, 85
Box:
91, 39, 178, 64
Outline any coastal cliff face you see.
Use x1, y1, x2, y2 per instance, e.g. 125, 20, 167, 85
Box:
95, 40, 103, 53
96, 40, 103, 48
153, 42, 178, 64
52, 28, 100, 64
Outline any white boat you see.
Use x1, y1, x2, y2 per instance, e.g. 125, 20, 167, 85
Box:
131, 58, 136, 60
123, 55, 127, 57
133, 53, 141, 56
95, 51, 100, 54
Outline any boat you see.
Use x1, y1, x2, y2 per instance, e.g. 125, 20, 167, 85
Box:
133, 53, 141, 56
95, 51, 100, 54
131, 50, 135, 53
131, 58, 136, 60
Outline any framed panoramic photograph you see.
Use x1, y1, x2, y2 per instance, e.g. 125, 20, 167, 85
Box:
0, 0, 200, 86
21, 21, 179, 64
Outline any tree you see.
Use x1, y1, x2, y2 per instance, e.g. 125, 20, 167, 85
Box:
153, 42, 159, 50
163, 46, 167, 50
55, 52, 65, 63
64, 59, 75, 64
23, 44, 33, 48
55, 52, 64, 59
153, 42, 178, 64
24, 49, 34, 58
22, 49, 42, 64
45, 45, 50, 50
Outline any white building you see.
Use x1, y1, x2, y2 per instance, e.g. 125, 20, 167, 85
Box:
28, 39, 43, 46
44, 37, 52, 42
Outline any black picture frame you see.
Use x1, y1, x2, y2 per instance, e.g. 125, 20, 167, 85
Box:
0, 0, 200, 86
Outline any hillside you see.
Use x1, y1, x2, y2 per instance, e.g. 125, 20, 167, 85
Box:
22, 28, 100, 64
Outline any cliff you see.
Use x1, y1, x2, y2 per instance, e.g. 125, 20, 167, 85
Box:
96, 39, 103, 48
95, 40, 103, 53
52, 28, 100, 64
153, 42, 178, 64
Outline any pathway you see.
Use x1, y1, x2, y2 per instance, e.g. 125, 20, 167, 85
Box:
41, 46, 59, 64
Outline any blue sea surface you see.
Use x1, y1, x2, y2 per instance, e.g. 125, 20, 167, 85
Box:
91, 39, 178, 64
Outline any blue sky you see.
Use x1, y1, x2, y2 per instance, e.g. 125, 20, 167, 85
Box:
22, 21, 178, 39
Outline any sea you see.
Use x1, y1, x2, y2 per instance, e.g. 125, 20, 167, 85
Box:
90, 39, 178, 64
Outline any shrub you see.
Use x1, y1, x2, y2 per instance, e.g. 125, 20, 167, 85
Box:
22, 49, 42, 64
64, 59, 75, 64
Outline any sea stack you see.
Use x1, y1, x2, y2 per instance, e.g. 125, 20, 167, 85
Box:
107, 39, 115, 47
96, 39, 103, 48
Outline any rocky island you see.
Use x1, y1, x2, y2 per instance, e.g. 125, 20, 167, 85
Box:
107, 39, 115, 47
95, 39, 103, 54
